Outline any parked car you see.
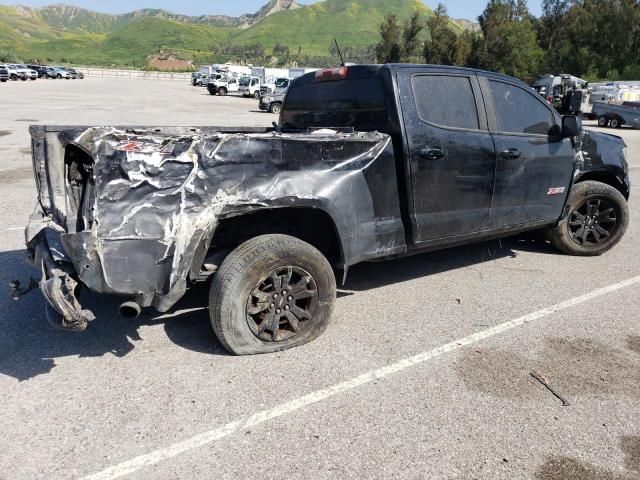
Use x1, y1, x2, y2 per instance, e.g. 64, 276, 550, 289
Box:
260, 77, 291, 96
593, 101, 640, 129
20, 64, 630, 355
0, 65, 9, 82
51, 67, 72, 79
64, 68, 84, 79
15, 65, 38, 80
238, 76, 262, 98
191, 72, 204, 86
259, 88, 287, 114
208, 76, 240, 96
27, 65, 48, 78
5, 64, 28, 81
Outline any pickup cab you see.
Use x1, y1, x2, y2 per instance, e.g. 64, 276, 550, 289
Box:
238, 76, 262, 99
21, 64, 631, 355
207, 76, 239, 96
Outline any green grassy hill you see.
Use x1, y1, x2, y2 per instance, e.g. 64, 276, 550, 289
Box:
234, 0, 444, 56
0, 0, 463, 67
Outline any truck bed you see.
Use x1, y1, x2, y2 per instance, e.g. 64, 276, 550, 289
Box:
26, 125, 406, 327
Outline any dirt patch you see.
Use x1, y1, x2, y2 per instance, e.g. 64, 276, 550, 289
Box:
622, 436, 640, 473
455, 337, 640, 399
627, 336, 640, 355
0, 167, 35, 185
19, 148, 31, 155
0, 130, 13, 138
14, 119, 38, 123
535, 437, 640, 480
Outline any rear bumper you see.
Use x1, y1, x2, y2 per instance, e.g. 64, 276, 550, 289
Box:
26, 210, 95, 331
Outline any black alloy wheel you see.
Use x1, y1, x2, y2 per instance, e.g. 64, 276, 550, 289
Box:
568, 197, 618, 247
209, 234, 336, 355
547, 180, 629, 256
246, 266, 319, 342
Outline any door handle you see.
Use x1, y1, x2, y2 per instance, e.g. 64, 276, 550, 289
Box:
500, 148, 521, 159
419, 147, 445, 160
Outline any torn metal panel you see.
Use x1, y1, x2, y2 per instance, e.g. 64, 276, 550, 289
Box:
26, 126, 406, 319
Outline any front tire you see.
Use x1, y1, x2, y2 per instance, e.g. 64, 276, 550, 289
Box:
218, 87, 227, 96
547, 181, 629, 256
209, 235, 336, 355
269, 103, 282, 114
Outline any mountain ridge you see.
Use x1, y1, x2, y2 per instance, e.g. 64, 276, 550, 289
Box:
0, 0, 470, 67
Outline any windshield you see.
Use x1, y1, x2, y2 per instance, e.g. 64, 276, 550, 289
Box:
275, 78, 290, 88
239, 77, 250, 87
219, 76, 229, 83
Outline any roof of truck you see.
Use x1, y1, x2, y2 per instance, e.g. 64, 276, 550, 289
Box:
294, 64, 532, 90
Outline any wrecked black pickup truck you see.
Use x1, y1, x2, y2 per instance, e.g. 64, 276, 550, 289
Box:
21, 64, 630, 355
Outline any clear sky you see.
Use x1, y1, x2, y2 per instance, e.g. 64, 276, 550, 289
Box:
0, 0, 543, 20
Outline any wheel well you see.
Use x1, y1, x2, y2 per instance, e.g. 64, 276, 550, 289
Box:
575, 172, 629, 199
210, 208, 343, 266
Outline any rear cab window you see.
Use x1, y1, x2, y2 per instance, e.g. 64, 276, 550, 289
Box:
281, 70, 389, 132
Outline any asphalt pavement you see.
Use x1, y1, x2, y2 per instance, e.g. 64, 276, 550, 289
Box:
0, 78, 639, 480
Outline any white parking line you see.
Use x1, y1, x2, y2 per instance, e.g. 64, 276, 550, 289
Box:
83, 275, 640, 480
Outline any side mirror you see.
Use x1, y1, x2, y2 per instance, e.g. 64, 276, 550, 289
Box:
562, 115, 582, 138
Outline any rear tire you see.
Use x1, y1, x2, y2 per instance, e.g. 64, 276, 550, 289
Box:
547, 181, 629, 256
209, 234, 336, 355
598, 116, 609, 127
253, 91, 260, 99
610, 117, 622, 128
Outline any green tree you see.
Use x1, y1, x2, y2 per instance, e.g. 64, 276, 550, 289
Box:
472, 0, 542, 79
402, 11, 424, 62
375, 11, 424, 63
453, 30, 474, 66
375, 14, 402, 63
424, 4, 457, 65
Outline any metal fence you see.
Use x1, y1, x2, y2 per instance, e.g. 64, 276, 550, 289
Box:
77, 68, 191, 82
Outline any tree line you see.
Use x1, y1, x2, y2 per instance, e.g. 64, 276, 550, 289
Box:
375, 0, 640, 81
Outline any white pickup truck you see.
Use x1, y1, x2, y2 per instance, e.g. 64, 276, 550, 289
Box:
207, 76, 240, 96
238, 76, 262, 98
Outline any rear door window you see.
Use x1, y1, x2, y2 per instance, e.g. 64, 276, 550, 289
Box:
489, 80, 554, 135
411, 75, 480, 130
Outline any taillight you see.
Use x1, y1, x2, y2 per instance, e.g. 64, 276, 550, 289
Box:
315, 67, 348, 82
